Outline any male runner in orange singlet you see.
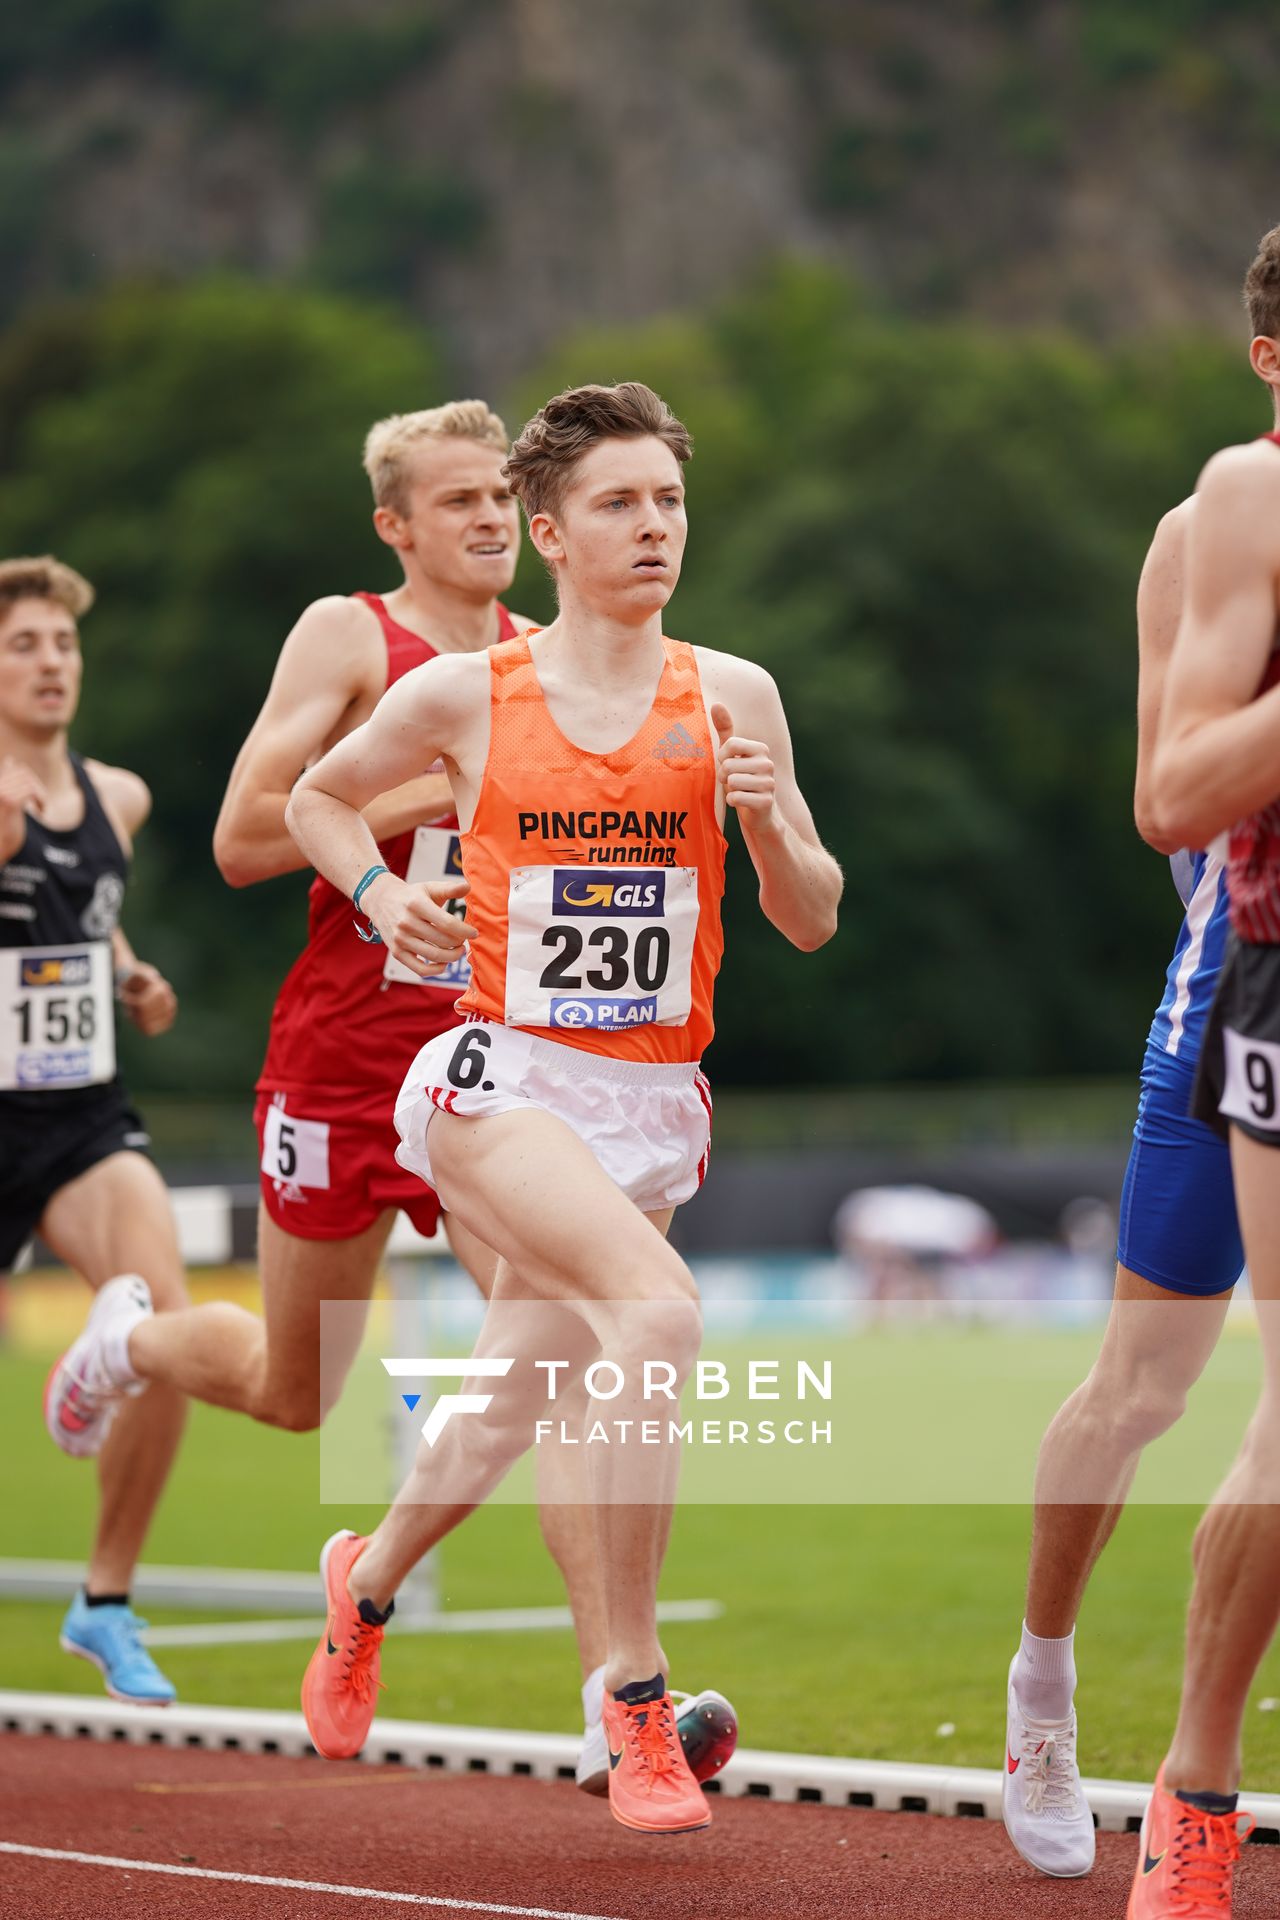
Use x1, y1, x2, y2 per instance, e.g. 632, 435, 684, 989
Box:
43, 402, 729, 1784
284, 381, 843, 1834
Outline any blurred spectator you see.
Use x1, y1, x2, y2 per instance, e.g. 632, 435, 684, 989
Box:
833, 1184, 999, 1317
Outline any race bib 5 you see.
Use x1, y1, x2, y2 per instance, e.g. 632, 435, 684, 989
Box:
504, 864, 699, 1035
261, 1104, 331, 1189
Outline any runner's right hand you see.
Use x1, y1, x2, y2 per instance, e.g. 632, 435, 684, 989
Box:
361, 873, 477, 978
0, 757, 46, 857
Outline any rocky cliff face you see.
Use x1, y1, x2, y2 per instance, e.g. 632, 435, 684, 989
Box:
5, 0, 1278, 384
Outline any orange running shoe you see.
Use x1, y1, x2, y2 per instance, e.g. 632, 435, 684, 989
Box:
602, 1674, 712, 1835
301, 1530, 393, 1760
1126, 1765, 1254, 1918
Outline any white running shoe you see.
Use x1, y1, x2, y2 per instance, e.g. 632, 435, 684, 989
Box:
43, 1273, 152, 1459
576, 1667, 739, 1796
1002, 1656, 1096, 1877
576, 1664, 608, 1794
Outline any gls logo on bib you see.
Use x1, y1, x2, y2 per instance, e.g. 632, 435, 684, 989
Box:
552, 871, 666, 916
21, 952, 92, 988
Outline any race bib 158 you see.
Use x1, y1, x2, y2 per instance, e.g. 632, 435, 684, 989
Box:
0, 943, 115, 1091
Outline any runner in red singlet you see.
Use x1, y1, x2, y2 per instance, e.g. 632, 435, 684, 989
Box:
1122, 395, 1280, 1917
248, 584, 516, 1244
284, 382, 843, 1833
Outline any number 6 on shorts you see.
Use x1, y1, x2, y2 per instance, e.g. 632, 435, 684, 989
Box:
446, 1027, 493, 1091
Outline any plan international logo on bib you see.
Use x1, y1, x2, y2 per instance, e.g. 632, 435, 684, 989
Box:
550, 995, 659, 1030
552, 870, 666, 916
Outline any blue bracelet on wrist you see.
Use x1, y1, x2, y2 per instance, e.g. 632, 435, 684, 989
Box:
353, 863, 389, 911
352, 863, 388, 945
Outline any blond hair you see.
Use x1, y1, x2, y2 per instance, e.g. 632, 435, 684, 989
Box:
363, 401, 510, 516
0, 555, 94, 620
504, 382, 692, 523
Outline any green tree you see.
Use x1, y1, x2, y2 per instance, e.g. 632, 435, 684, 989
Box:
512, 263, 1260, 1084
0, 279, 441, 1098
0, 265, 1263, 1104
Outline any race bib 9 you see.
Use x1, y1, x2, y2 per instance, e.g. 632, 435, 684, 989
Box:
504, 865, 699, 1034
1221, 1026, 1280, 1133
0, 943, 115, 1091
384, 826, 472, 993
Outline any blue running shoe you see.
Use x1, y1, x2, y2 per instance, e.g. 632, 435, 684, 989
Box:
59, 1592, 176, 1705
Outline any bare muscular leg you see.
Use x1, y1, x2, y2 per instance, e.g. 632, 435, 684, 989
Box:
352, 1108, 699, 1692
1164, 1131, 1280, 1793
124, 1205, 392, 1427
39, 1152, 189, 1592
1026, 1263, 1232, 1639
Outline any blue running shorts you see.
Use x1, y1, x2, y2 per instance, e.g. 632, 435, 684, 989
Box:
1115, 1039, 1243, 1297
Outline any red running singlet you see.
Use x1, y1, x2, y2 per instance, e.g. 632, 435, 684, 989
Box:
256, 593, 517, 1121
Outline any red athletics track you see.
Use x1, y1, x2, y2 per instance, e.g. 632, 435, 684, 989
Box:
3, 1735, 1279, 1920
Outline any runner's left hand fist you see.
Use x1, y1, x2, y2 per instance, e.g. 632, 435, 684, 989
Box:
711, 705, 777, 829
117, 963, 178, 1037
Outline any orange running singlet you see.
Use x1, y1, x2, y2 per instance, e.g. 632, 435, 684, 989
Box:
456, 632, 726, 1063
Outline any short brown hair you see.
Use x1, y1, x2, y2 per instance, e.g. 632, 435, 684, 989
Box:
1244, 225, 1280, 337
503, 382, 692, 522
0, 555, 94, 621
363, 400, 509, 517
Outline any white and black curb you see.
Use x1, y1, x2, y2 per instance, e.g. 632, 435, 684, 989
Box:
3, 1691, 1279, 1842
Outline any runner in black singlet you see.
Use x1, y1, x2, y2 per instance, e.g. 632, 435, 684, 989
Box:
0, 554, 187, 1704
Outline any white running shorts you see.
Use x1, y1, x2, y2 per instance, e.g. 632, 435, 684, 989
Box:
394, 1018, 712, 1215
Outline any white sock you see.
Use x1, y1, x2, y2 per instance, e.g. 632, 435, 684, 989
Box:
581, 1663, 605, 1727
100, 1276, 147, 1387
1012, 1620, 1076, 1723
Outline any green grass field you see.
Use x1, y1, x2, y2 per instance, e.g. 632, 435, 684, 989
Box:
5, 1320, 1280, 1785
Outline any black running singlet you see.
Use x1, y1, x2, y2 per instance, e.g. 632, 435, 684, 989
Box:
0, 754, 128, 1102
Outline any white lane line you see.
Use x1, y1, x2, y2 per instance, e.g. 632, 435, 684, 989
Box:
0, 1843, 626, 1920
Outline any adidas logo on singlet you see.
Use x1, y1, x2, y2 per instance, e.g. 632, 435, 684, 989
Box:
651, 723, 704, 763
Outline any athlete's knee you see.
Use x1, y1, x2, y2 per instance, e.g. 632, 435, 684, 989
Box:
618, 1237, 699, 1308
253, 1387, 323, 1434
1082, 1347, 1196, 1449
1112, 1374, 1191, 1449
661, 1293, 703, 1377
1106, 1386, 1188, 1452
224, 1325, 318, 1431
609, 1291, 703, 1384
